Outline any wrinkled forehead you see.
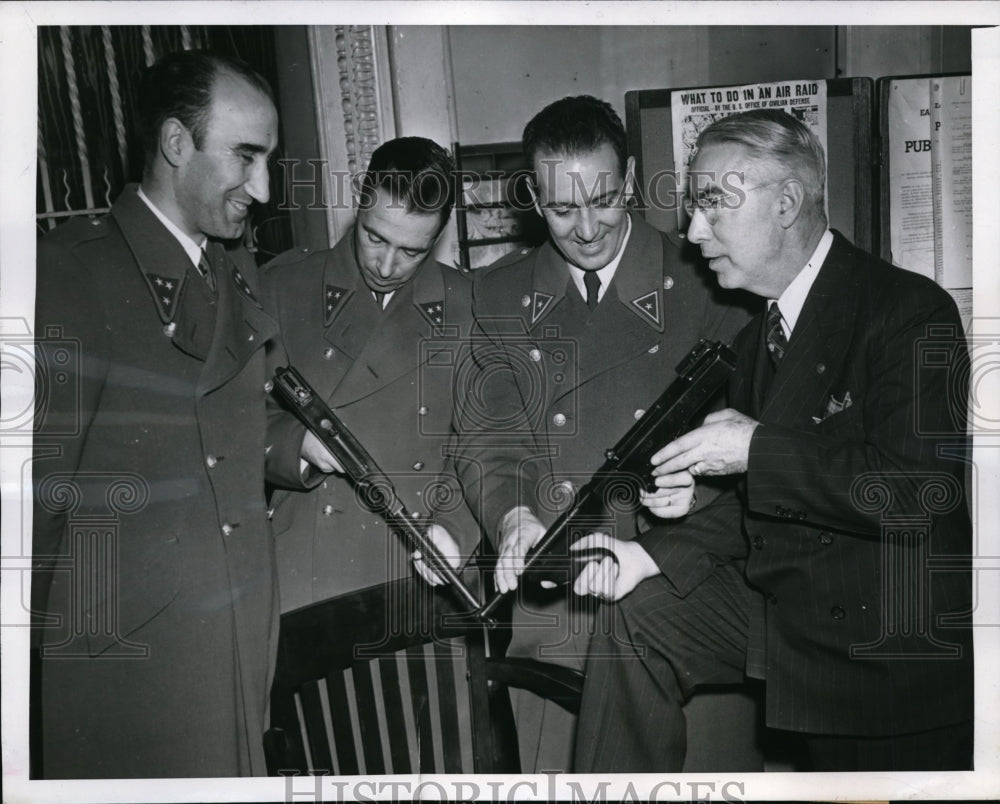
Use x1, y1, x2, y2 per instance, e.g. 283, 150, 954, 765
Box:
688, 141, 769, 194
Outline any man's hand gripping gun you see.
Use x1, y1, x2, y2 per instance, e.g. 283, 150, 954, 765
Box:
477, 339, 737, 621
271, 366, 484, 618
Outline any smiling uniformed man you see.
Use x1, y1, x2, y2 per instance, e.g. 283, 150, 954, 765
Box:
454, 95, 755, 772
262, 137, 479, 611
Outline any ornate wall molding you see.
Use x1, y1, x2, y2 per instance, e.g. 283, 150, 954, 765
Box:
308, 26, 396, 245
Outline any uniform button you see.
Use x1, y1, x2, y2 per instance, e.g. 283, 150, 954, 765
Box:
267, 507, 275, 520
557, 479, 576, 496
323, 347, 335, 360
830, 605, 846, 620
634, 409, 645, 420
767, 593, 778, 605
648, 344, 659, 354
263, 380, 273, 393
816, 362, 826, 374
553, 413, 567, 427
163, 322, 176, 337
819, 531, 834, 545
753, 535, 765, 549
663, 276, 674, 290
221, 523, 233, 536
300, 246, 309, 253
418, 406, 428, 416
91, 219, 101, 226
521, 295, 531, 307
529, 348, 541, 362
206, 455, 218, 468
412, 461, 424, 471
322, 505, 333, 516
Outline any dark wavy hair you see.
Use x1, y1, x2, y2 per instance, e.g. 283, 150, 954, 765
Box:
357, 137, 456, 225
136, 50, 274, 173
522, 95, 628, 174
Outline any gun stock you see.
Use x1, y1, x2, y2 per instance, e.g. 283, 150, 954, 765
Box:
271, 366, 483, 618
477, 339, 736, 621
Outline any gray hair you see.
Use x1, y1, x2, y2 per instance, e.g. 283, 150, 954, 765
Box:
696, 110, 826, 210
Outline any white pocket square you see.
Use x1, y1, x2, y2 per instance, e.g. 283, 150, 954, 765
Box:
812, 391, 852, 424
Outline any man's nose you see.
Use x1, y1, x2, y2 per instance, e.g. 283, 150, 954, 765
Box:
376, 249, 397, 277
246, 158, 270, 204
686, 208, 711, 244
576, 207, 598, 241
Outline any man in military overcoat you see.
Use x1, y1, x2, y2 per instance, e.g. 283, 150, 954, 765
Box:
455, 96, 755, 771
262, 137, 479, 611
33, 51, 296, 777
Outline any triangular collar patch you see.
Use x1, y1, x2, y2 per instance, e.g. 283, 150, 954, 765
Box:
418, 299, 446, 330
324, 284, 350, 326
231, 265, 262, 308
144, 272, 183, 323
630, 290, 661, 327
531, 291, 555, 324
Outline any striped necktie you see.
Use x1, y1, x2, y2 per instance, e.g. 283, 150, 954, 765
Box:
197, 245, 217, 293
765, 302, 787, 365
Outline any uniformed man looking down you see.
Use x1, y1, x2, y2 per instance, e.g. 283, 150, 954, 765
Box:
262, 137, 479, 611
452, 95, 754, 772
33, 50, 294, 778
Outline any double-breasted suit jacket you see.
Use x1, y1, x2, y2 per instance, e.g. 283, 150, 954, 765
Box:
461, 213, 754, 665
33, 185, 294, 777
262, 234, 480, 612
642, 232, 973, 736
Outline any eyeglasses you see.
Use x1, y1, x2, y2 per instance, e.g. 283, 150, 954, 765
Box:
683, 179, 785, 225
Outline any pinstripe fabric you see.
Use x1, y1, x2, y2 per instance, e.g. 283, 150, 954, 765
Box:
575, 233, 973, 770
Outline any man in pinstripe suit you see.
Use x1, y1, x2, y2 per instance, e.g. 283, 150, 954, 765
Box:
571, 109, 973, 772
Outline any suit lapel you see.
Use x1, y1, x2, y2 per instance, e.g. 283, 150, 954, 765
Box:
759, 234, 857, 424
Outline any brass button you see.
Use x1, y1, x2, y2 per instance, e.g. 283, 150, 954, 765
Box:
323, 348, 335, 360
553, 413, 567, 427
206, 455, 217, 468
263, 380, 273, 393
648, 344, 659, 354
521, 295, 531, 307
248, 334, 255, 342
163, 322, 176, 337
266, 507, 274, 520
663, 277, 674, 290
816, 362, 826, 374
634, 409, 645, 420
221, 523, 233, 536
413, 461, 424, 471
529, 348, 541, 362
322, 505, 333, 516
418, 406, 428, 416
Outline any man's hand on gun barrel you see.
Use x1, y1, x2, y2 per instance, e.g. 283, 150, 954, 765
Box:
411, 525, 463, 586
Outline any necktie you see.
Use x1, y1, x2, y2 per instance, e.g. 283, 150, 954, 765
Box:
765, 302, 787, 365
373, 291, 385, 311
198, 246, 217, 293
584, 271, 601, 311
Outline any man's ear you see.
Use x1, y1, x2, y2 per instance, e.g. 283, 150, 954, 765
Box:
159, 118, 192, 169
776, 177, 806, 230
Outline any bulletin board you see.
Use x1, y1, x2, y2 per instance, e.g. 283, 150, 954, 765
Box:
624, 77, 876, 253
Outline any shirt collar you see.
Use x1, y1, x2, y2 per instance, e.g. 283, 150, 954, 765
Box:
137, 185, 207, 268
566, 214, 632, 303
771, 229, 833, 338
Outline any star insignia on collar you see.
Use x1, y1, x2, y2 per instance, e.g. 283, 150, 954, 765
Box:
418, 299, 446, 329
143, 272, 181, 322
231, 266, 262, 308
630, 290, 662, 327
324, 284, 350, 326
531, 291, 555, 324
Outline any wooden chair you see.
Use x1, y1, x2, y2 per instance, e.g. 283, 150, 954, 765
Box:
264, 577, 583, 774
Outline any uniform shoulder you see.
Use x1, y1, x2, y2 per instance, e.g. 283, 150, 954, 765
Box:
39, 215, 111, 254
262, 244, 327, 277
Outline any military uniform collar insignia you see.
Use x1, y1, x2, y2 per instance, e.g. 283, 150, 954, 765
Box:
630, 289, 662, 327
324, 283, 351, 326
417, 298, 446, 330
531, 291, 555, 324
229, 263, 262, 308
142, 271, 184, 323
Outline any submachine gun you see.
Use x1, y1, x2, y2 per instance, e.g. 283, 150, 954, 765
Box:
475, 338, 737, 621
271, 366, 484, 619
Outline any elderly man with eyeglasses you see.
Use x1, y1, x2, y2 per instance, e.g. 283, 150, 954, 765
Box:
572, 109, 973, 773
